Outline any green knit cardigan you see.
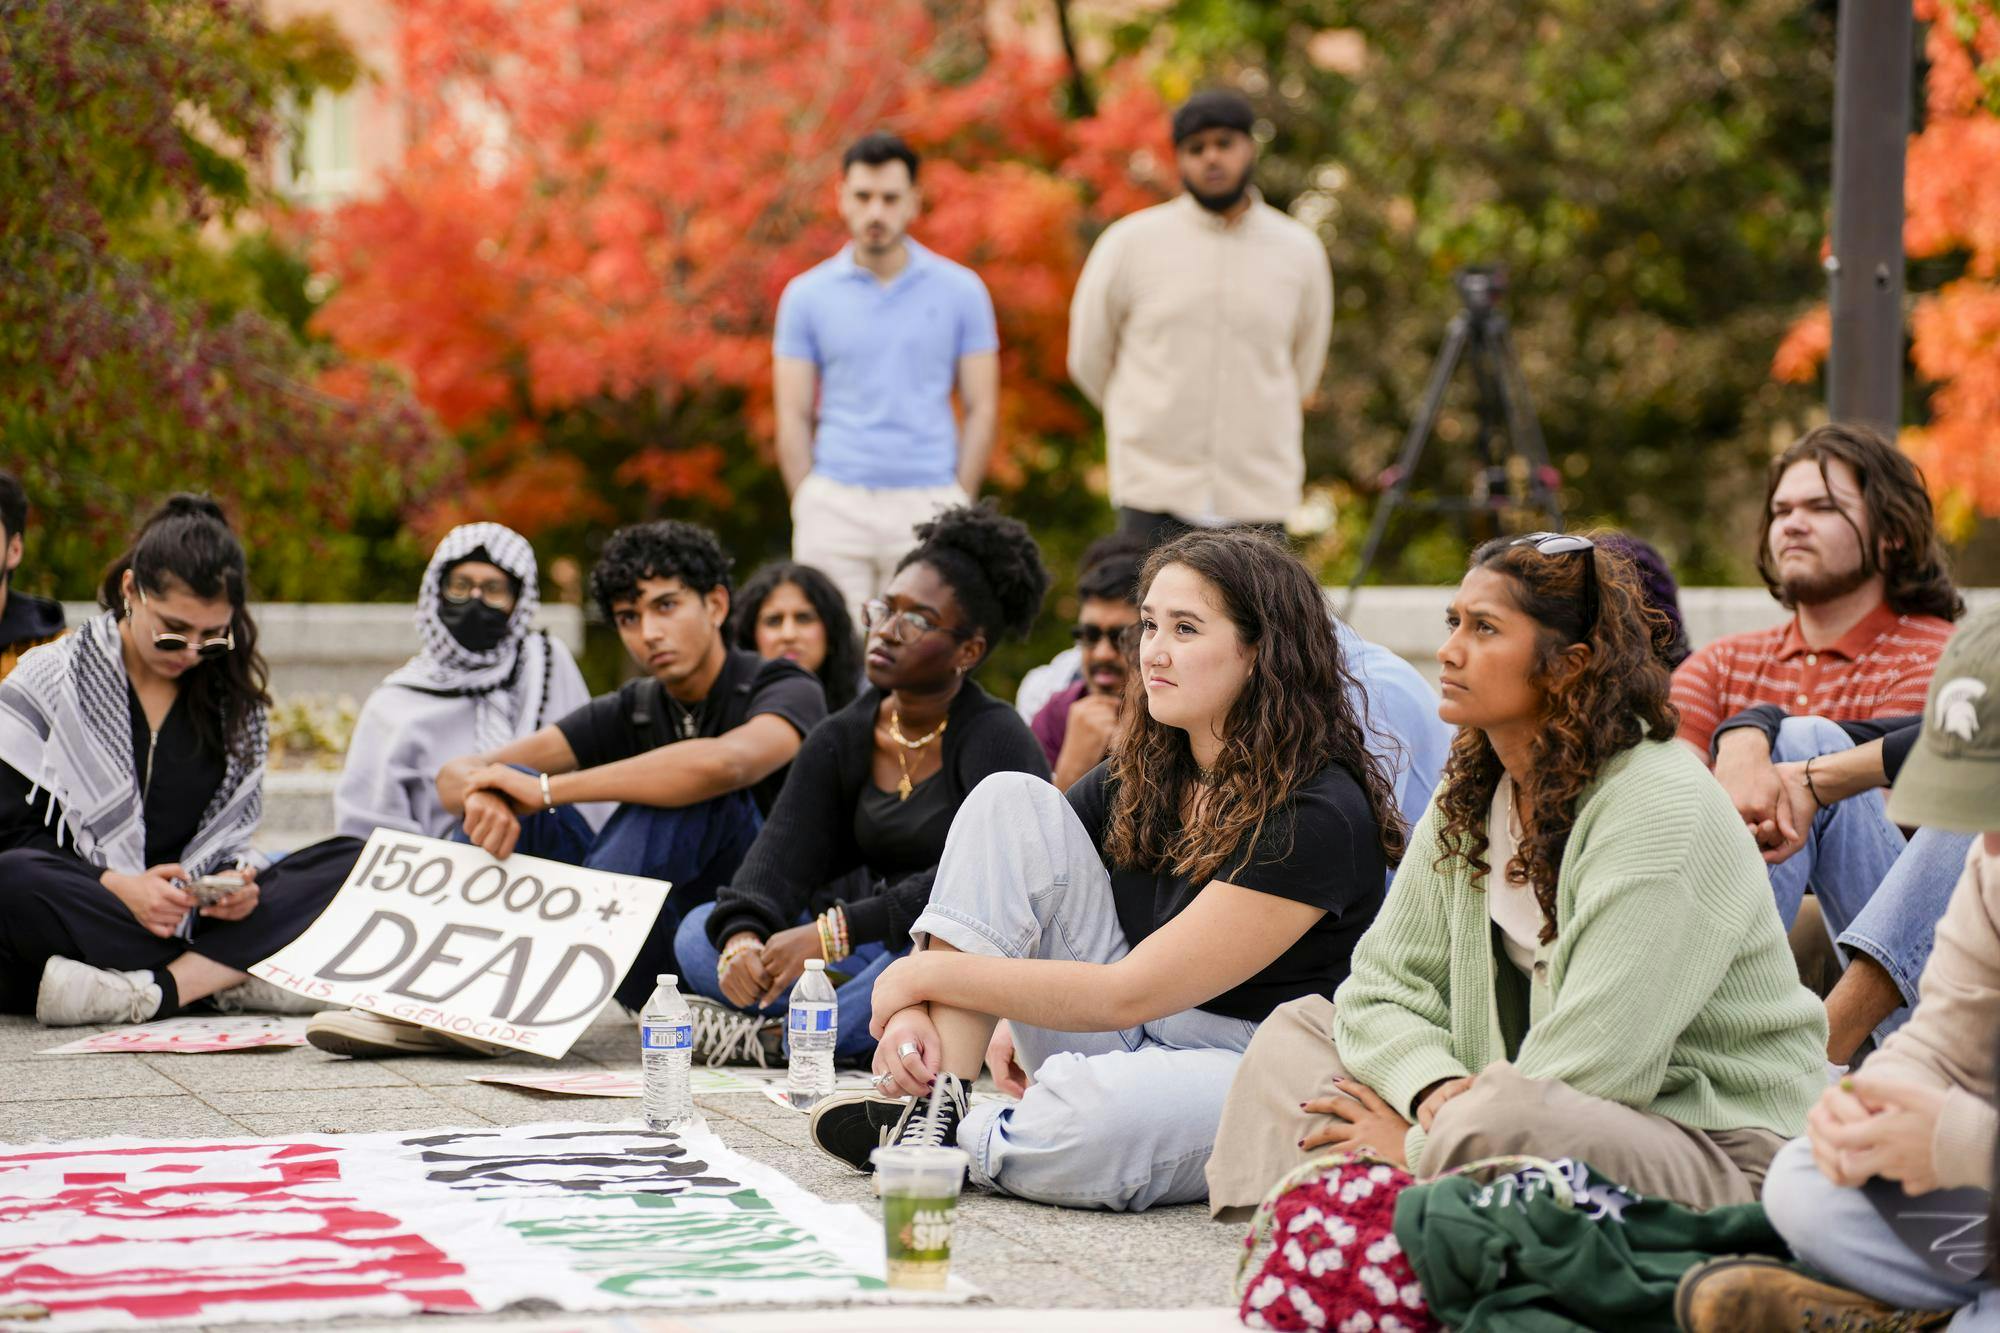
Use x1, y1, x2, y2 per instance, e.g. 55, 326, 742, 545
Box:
1331, 737, 1828, 1171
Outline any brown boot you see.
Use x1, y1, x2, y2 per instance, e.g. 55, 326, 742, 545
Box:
1675, 1255, 1955, 1332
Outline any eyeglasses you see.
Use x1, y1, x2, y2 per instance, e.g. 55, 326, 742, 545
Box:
1510, 532, 1598, 641
1070, 623, 1139, 651
442, 577, 516, 608
136, 589, 236, 659
862, 598, 970, 644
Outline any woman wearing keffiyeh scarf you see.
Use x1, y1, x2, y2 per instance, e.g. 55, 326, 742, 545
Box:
0, 495, 352, 1027
334, 523, 597, 841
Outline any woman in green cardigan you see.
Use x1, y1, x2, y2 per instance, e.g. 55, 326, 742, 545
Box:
1205, 533, 1828, 1214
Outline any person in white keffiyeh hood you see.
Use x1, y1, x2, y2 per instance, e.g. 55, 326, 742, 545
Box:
0, 495, 354, 1027
334, 523, 599, 841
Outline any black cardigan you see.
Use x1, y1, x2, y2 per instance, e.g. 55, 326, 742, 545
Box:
705, 679, 1050, 951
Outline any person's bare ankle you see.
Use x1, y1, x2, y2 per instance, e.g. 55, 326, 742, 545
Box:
1824, 953, 1902, 1065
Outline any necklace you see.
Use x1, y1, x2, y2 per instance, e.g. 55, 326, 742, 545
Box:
887, 706, 948, 801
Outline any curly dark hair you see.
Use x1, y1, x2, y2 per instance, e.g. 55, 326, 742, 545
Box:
589, 520, 733, 622
1432, 532, 1679, 942
731, 560, 861, 710
1104, 529, 1406, 884
97, 494, 270, 762
896, 501, 1049, 656
1756, 423, 1963, 622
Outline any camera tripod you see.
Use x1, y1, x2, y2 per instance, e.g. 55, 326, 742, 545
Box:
1342, 267, 1563, 612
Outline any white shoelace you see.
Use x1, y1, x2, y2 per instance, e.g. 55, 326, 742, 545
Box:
688, 1001, 772, 1067
890, 1075, 966, 1149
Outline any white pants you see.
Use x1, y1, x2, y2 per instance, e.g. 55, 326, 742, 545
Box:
790, 473, 969, 624
910, 773, 1260, 1212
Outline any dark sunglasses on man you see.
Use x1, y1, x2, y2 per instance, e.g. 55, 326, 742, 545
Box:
1509, 531, 1598, 641
1070, 623, 1139, 652
136, 587, 236, 659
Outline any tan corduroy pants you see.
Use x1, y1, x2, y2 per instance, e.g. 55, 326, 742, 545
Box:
1205, 995, 1786, 1218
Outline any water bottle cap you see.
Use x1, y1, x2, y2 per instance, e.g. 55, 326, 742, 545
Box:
657, 973, 676, 986
805, 959, 826, 971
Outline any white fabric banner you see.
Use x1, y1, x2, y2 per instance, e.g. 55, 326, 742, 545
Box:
254, 830, 670, 1058
0, 1120, 967, 1330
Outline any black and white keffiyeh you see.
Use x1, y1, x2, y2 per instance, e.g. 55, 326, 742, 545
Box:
381, 523, 555, 751
0, 612, 265, 877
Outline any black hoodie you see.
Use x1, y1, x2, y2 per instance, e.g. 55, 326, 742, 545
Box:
0, 588, 64, 676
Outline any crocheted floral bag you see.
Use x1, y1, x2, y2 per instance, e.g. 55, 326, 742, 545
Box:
1234, 1151, 1571, 1332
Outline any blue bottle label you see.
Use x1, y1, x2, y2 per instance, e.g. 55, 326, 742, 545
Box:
788, 1002, 835, 1034
641, 1022, 692, 1052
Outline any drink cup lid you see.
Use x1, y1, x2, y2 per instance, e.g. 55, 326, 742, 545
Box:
871, 1144, 971, 1177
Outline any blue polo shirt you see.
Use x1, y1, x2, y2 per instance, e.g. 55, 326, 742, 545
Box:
773, 238, 998, 489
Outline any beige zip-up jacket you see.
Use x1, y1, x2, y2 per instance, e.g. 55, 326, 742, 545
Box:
1067, 190, 1332, 525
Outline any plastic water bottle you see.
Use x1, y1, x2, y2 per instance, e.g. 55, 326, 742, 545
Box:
786, 959, 838, 1110
640, 973, 701, 1133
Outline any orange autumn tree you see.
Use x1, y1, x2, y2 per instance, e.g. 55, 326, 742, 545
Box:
312, 0, 1172, 561
1775, 0, 2000, 530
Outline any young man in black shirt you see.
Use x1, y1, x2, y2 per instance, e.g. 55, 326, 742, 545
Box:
306, 521, 826, 1058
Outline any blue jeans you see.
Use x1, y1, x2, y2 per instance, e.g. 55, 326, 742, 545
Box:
1764, 1137, 1996, 1328
455, 779, 763, 1011
1767, 718, 1974, 1043
912, 772, 1260, 1213
673, 902, 902, 1062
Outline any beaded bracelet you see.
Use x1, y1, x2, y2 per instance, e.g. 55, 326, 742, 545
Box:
716, 939, 758, 981
817, 906, 851, 963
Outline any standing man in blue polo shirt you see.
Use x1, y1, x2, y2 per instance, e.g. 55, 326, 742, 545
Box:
774, 132, 1001, 621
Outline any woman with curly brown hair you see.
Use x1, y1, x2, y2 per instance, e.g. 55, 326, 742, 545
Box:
1205, 533, 1829, 1215
803, 528, 1406, 1211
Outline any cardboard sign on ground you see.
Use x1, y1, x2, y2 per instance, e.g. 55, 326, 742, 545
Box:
467, 1067, 883, 1099
253, 831, 670, 1059
39, 1016, 310, 1055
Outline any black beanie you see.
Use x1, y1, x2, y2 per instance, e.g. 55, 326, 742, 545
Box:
1171, 89, 1255, 145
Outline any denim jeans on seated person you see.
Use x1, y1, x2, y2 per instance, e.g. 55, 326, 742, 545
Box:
673, 901, 902, 1062
451, 772, 762, 1011
1767, 717, 1975, 1044
909, 771, 1260, 1213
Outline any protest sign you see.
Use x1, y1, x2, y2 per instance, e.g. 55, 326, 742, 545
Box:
39, 1016, 309, 1056
466, 1068, 883, 1100
253, 831, 669, 1059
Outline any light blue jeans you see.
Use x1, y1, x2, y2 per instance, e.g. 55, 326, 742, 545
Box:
910, 772, 1259, 1213
1767, 717, 1974, 1043
1764, 1137, 1997, 1328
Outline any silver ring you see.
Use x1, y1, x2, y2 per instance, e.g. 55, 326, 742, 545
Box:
896, 1041, 920, 1058
871, 1072, 893, 1085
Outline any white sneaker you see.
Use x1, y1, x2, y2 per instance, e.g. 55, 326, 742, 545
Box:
306, 1009, 507, 1059
687, 995, 782, 1067
210, 976, 340, 1016
36, 958, 163, 1027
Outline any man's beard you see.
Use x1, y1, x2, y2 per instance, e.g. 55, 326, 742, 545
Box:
1779, 549, 1876, 608
1182, 168, 1251, 214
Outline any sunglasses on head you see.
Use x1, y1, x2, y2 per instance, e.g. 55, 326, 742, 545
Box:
1509, 532, 1598, 641
136, 588, 236, 659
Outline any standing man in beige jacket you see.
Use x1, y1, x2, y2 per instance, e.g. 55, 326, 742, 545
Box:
1066, 89, 1333, 549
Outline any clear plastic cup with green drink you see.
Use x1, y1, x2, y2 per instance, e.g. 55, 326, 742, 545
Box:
871, 1144, 970, 1291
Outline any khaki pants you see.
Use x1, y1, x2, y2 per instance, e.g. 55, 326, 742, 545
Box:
790, 473, 969, 625
1205, 995, 1785, 1218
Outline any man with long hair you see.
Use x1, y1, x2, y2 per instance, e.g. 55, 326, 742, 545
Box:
1683, 424, 1965, 1072
1067, 89, 1334, 546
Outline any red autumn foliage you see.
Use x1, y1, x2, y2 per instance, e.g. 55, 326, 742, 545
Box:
1774, 0, 2000, 523
310, 0, 1173, 540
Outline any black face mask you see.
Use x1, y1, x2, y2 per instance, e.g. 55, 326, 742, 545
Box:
438, 598, 512, 653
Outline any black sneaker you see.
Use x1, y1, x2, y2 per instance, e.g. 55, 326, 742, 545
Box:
808, 1073, 970, 1173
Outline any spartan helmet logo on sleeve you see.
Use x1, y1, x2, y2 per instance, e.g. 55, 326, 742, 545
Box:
1934, 677, 1987, 743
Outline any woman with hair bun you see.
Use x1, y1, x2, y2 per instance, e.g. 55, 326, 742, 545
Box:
805, 528, 1405, 1211
678, 504, 1052, 1066
1205, 532, 1827, 1215
0, 495, 349, 1026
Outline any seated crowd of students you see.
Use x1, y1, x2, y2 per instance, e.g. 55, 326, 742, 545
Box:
0, 420, 1991, 1329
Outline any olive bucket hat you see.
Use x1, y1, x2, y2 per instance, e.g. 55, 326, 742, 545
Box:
1886, 604, 2000, 834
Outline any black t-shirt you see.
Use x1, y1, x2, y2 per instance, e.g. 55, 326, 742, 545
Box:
554, 647, 826, 813
851, 773, 957, 882
1065, 760, 1388, 1022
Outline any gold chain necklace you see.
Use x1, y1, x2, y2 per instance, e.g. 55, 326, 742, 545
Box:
887, 707, 948, 800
